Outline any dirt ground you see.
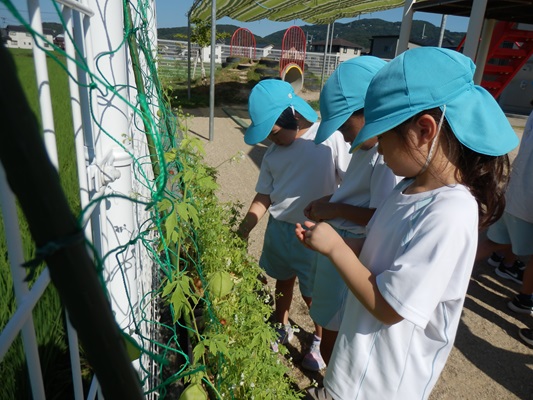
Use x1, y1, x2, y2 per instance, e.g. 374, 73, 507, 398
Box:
182, 91, 533, 400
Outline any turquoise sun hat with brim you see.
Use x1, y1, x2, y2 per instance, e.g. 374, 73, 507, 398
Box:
315, 56, 386, 144
350, 47, 519, 156
245, 79, 318, 145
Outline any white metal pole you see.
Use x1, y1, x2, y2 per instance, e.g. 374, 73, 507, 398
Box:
87, 0, 136, 331
328, 22, 335, 75
473, 19, 497, 85
64, 7, 93, 240
0, 163, 46, 400
397, 0, 415, 56
61, 8, 88, 399
209, 0, 216, 141
438, 15, 447, 47
320, 23, 331, 90
27, 0, 59, 168
463, 0, 488, 61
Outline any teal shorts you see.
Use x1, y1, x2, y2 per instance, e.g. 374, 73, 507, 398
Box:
259, 216, 317, 298
310, 228, 365, 331
487, 212, 533, 256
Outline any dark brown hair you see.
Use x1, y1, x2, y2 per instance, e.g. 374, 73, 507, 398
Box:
395, 108, 510, 229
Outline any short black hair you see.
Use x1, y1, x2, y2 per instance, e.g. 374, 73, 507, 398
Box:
275, 107, 298, 130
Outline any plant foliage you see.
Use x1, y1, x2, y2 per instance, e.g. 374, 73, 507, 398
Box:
160, 131, 301, 399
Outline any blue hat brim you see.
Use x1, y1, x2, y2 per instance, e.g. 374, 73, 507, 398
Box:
315, 111, 352, 144
244, 113, 278, 145
351, 85, 519, 156
244, 94, 317, 145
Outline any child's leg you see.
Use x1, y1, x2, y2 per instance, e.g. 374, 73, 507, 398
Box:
275, 276, 296, 325
500, 247, 520, 266
320, 328, 338, 366
302, 295, 322, 339
518, 258, 533, 295
302, 295, 326, 371
476, 236, 510, 262
508, 258, 533, 314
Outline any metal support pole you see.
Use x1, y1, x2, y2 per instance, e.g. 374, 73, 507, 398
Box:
87, 0, 136, 331
209, 0, 216, 141
320, 23, 331, 90
28, 0, 59, 168
438, 15, 447, 47
463, 0, 488, 61
328, 22, 335, 75
187, 15, 192, 101
397, 0, 415, 56
473, 19, 497, 85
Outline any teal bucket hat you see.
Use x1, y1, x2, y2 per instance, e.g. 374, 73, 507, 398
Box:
351, 47, 519, 156
315, 56, 386, 144
245, 79, 318, 145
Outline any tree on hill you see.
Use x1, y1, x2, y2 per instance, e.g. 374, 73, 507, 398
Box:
174, 18, 231, 83
156, 18, 465, 51
261, 18, 464, 50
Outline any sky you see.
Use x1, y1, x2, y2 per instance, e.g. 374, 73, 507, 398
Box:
1, 0, 470, 36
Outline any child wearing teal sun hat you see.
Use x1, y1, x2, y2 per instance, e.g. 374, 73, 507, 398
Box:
238, 79, 351, 370
298, 47, 519, 400
304, 56, 402, 367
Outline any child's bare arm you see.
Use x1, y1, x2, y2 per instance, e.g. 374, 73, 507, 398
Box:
296, 221, 402, 325
306, 201, 376, 225
237, 193, 271, 239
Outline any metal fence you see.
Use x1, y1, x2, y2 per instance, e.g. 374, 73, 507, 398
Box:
157, 39, 340, 82
0, 0, 157, 398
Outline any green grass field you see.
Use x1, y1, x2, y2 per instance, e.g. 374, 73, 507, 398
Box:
0, 48, 84, 400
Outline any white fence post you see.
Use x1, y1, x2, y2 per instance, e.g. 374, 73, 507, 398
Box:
86, 0, 137, 332
0, 164, 46, 400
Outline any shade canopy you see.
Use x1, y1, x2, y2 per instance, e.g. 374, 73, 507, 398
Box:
190, 0, 405, 25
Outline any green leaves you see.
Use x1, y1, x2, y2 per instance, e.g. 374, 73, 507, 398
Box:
163, 274, 198, 322
159, 133, 301, 399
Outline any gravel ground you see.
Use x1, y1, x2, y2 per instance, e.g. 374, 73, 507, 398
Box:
182, 92, 533, 400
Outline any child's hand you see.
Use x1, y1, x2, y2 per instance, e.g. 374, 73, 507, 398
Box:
295, 221, 342, 256
304, 195, 332, 221
295, 221, 313, 248
305, 200, 337, 222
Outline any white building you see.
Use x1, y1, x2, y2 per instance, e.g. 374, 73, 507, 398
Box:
309, 38, 365, 62
2, 25, 54, 50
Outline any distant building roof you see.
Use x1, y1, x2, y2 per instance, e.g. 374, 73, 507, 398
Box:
409, 37, 459, 48
371, 34, 460, 49
311, 38, 363, 49
6, 24, 54, 36
371, 35, 400, 39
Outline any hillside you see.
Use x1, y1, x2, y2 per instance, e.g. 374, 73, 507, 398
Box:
157, 18, 466, 50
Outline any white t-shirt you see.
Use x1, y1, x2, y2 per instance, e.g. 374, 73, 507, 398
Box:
255, 123, 351, 224
328, 144, 401, 235
506, 110, 533, 223
325, 179, 478, 400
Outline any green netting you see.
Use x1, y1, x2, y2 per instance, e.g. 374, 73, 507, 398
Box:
0, 0, 303, 398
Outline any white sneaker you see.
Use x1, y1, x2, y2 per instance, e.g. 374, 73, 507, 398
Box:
301, 341, 326, 371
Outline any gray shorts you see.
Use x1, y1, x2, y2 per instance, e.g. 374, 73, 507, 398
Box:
259, 216, 317, 297
310, 228, 365, 331
487, 212, 533, 256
